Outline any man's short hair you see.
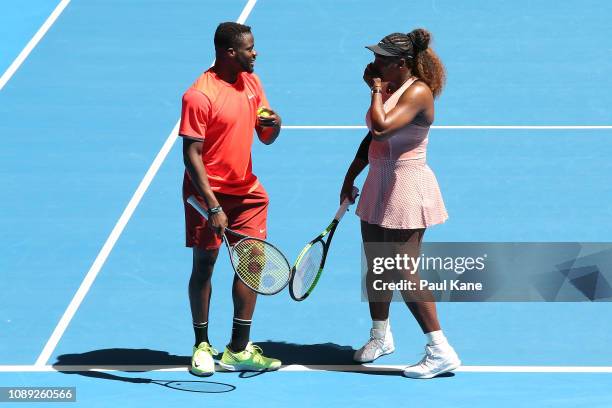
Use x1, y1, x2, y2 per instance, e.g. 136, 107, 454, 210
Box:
214, 22, 252, 50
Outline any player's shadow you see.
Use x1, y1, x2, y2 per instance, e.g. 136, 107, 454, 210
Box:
54, 348, 190, 367
53, 349, 234, 393
248, 341, 402, 377
52, 342, 441, 380
254, 341, 454, 378
255, 341, 357, 365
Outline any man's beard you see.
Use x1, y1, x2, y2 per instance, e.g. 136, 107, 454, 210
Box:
238, 57, 254, 73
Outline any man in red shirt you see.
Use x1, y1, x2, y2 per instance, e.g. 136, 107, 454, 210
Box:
180, 22, 282, 376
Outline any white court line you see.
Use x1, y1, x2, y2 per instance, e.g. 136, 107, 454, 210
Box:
283, 125, 612, 130
2, 365, 612, 374
0, 0, 72, 91
34, 0, 259, 367
34, 121, 179, 367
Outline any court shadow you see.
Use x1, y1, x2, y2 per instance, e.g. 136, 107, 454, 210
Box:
54, 348, 189, 367
52, 343, 358, 367
252, 342, 456, 378
250, 341, 400, 377
53, 349, 234, 393
253, 341, 357, 365
52, 344, 448, 379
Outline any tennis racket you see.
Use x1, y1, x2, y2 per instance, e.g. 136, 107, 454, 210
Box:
187, 195, 291, 295
289, 187, 359, 301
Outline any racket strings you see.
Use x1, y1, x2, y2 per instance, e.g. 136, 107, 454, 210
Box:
231, 238, 290, 294
292, 241, 324, 298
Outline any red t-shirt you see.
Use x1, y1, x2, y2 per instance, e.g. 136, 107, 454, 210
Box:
179, 69, 269, 195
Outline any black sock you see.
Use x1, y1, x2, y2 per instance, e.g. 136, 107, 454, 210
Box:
193, 321, 209, 346
229, 317, 252, 352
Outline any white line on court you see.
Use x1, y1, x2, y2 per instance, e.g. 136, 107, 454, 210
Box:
0, 0, 72, 91
2, 365, 612, 374
34, 0, 259, 367
283, 125, 612, 130
34, 121, 179, 367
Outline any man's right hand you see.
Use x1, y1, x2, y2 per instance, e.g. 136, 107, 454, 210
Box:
209, 211, 228, 237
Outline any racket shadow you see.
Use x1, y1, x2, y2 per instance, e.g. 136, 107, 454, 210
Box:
56, 370, 236, 393
53, 348, 236, 393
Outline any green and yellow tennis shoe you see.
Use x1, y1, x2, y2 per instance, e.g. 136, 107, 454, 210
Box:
190, 342, 218, 376
219, 342, 281, 372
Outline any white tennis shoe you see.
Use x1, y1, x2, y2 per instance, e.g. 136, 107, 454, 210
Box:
353, 327, 395, 363
402, 342, 461, 379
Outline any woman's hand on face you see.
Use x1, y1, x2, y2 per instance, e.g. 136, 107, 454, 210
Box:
363, 63, 381, 88
371, 77, 382, 90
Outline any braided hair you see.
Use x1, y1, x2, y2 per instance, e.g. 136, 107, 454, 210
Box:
383, 28, 446, 98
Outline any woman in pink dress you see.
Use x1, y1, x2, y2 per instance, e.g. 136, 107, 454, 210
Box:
340, 28, 460, 379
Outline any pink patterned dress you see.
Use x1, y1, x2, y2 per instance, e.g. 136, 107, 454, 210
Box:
356, 77, 448, 229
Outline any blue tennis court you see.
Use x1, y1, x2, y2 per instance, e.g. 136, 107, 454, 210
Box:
1, 0, 612, 406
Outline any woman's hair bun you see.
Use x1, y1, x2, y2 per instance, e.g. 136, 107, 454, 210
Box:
408, 28, 430, 52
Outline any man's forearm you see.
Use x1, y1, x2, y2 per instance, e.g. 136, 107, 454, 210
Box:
185, 160, 219, 209
183, 140, 219, 209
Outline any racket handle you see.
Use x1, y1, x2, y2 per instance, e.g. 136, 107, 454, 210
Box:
187, 195, 209, 220
187, 195, 247, 239
334, 186, 359, 221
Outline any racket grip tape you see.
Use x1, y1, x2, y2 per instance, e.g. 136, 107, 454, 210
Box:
334, 186, 359, 221
187, 195, 209, 220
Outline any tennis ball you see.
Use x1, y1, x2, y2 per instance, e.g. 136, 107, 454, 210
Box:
257, 107, 271, 117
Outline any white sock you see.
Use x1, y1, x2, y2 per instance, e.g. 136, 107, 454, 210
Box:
425, 330, 447, 346
372, 319, 390, 338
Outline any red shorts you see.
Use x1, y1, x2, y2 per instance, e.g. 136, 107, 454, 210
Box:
183, 182, 269, 250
